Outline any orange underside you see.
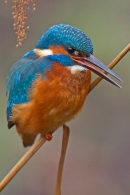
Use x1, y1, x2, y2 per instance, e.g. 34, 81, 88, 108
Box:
11, 63, 91, 146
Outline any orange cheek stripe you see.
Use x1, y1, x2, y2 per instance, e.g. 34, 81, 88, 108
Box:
50, 45, 68, 55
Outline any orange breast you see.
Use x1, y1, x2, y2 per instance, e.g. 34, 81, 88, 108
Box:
11, 63, 91, 144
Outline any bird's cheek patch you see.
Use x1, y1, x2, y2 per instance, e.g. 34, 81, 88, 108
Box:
34, 48, 53, 57
68, 65, 87, 74
50, 45, 68, 55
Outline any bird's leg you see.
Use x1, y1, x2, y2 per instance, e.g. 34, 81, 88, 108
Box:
43, 133, 53, 141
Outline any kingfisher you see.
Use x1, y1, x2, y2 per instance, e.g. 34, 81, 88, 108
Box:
6, 24, 122, 147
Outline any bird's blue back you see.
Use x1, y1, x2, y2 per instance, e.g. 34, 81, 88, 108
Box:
6, 51, 53, 119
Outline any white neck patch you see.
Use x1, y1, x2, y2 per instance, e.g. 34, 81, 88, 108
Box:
68, 65, 87, 74
34, 48, 53, 57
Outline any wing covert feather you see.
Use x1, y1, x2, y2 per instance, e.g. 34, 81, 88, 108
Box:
6, 51, 52, 119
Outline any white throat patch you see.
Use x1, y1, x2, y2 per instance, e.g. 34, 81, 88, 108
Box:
68, 65, 87, 74
34, 48, 53, 57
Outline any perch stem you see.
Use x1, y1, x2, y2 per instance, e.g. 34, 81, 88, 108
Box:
55, 125, 70, 195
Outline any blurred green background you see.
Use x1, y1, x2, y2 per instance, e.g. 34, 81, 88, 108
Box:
0, 0, 130, 194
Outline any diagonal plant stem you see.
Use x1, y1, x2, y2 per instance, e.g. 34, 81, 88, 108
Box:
0, 44, 129, 192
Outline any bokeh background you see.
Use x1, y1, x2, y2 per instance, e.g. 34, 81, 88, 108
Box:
0, 0, 130, 194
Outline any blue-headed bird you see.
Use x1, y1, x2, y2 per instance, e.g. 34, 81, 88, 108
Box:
6, 24, 122, 147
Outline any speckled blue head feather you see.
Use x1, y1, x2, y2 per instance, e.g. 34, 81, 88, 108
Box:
35, 24, 93, 56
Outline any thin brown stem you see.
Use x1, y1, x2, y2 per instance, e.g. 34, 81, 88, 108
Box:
55, 125, 70, 195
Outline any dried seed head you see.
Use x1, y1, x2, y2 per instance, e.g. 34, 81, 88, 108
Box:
5, 0, 37, 47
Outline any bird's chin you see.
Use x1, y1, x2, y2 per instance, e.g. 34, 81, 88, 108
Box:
68, 65, 88, 74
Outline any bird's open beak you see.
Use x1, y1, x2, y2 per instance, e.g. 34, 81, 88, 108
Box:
71, 55, 122, 88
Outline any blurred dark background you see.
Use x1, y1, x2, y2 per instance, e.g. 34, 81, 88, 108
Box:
0, 0, 130, 194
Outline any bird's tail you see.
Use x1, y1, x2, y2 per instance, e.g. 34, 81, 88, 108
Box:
9, 102, 37, 147
20, 132, 37, 147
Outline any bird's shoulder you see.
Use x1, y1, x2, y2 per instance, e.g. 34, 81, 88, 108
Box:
6, 50, 53, 93
6, 50, 53, 119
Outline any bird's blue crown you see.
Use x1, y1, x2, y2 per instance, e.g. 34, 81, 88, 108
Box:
36, 24, 93, 56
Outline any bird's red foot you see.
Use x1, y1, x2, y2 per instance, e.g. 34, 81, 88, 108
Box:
44, 133, 53, 141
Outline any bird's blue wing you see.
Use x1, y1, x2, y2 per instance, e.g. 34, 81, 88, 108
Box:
6, 50, 52, 120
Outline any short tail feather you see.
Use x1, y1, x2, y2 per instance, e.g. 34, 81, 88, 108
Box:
22, 133, 37, 147
8, 121, 15, 129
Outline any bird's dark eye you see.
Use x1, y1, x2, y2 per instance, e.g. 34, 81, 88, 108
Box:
66, 47, 87, 57
66, 47, 76, 55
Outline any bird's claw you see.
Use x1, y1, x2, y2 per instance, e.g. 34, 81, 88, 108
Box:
43, 133, 53, 141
